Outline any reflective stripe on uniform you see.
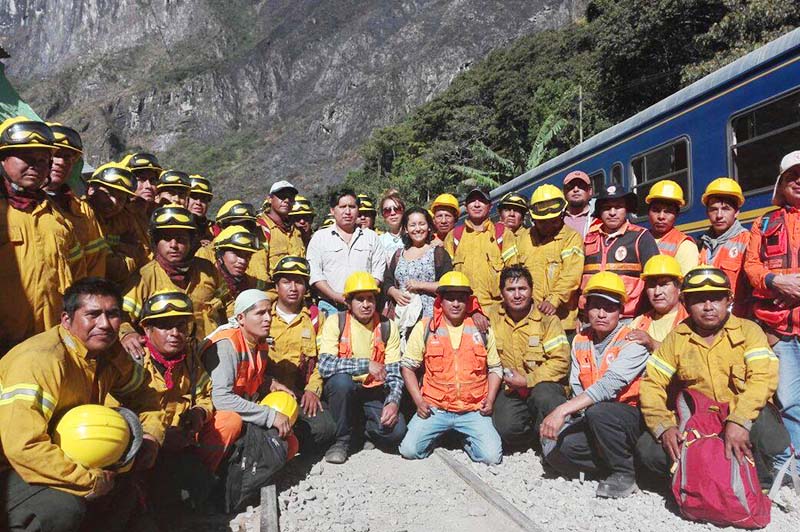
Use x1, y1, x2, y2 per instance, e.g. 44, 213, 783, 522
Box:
83, 237, 108, 255
560, 246, 584, 259
114, 362, 146, 397
123, 297, 143, 318
543, 334, 569, 353
647, 354, 677, 378
501, 245, 518, 262
68, 243, 83, 263
0, 382, 57, 419
743, 347, 776, 364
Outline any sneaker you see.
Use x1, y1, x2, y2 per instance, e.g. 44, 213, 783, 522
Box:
596, 472, 638, 499
324, 442, 348, 464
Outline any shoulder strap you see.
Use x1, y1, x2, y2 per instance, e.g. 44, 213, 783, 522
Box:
389, 248, 402, 273
379, 318, 391, 344
422, 317, 433, 346
453, 225, 465, 251
310, 305, 320, 334
494, 221, 505, 250
763, 209, 783, 232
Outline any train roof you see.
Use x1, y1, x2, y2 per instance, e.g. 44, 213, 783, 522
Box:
492, 27, 800, 199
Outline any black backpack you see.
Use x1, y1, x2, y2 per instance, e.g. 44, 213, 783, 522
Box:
223, 422, 288, 513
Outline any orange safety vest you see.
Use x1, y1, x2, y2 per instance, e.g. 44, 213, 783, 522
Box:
337, 312, 388, 388
656, 227, 693, 257
573, 324, 640, 406
582, 222, 648, 317
699, 229, 750, 303
420, 316, 489, 413
202, 327, 269, 398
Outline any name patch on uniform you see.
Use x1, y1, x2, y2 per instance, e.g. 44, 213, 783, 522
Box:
614, 246, 627, 261
529, 336, 540, 347
302, 328, 312, 339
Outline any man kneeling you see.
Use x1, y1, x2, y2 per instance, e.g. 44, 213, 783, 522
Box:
399, 271, 503, 465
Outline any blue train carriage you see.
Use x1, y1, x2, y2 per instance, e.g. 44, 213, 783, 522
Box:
490, 27, 800, 237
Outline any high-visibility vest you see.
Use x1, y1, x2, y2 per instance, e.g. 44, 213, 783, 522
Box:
656, 227, 693, 257
573, 324, 640, 406
420, 316, 489, 413
336, 312, 390, 388
203, 327, 268, 398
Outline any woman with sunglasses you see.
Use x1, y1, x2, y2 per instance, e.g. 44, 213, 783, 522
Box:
384, 207, 452, 324
379, 189, 406, 255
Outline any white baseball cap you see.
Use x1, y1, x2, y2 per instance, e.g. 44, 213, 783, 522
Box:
269, 180, 298, 195
779, 151, 800, 177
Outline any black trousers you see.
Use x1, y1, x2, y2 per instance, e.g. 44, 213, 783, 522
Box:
546, 401, 644, 477
636, 405, 791, 488
322, 373, 407, 449
492, 382, 567, 450
1, 469, 86, 532
293, 401, 337, 454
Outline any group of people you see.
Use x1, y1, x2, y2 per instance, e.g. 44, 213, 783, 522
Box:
0, 114, 799, 531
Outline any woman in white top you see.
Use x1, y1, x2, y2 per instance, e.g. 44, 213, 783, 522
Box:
378, 189, 406, 255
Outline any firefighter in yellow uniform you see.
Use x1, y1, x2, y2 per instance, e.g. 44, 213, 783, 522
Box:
188, 174, 215, 246
489, 264, 570, 451
45, 123, 109, 278
0, 277, 166, 530
444, 186, 504, 310
120, 152, 163, 267
253, 181, 306, 290
0, 117, 85, 354
210, 225, 267, 321
646, 180, 699, 275
290, 195, 316, 247
504, 185, 584, 335
498, 192, 528, 250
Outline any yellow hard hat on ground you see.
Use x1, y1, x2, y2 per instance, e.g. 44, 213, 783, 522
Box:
682, 265, 731, 294
213, 225, 260, 253
189, 174, 213, 198
260, 391, 299, 425
701, 177, 744, 208
529, 184, 567, 220
437, 271, 472, 293
290, 195, 315, 216
499, 193, 528, 212
150, 204, 196, 232
0, 117, 56, 152
47, 123, 83, 155
645, 180, 685, 207
343, 271, 380, 297
140, 291, 194, 324
641, 255, 683, 280
120, 152, 162, 173
583, 271, 627, 304
54, 405, 138, 469
216, 200, 257, 225
273, 256, 311, 278
157, 170, 191, 191
431, 193, 459, 213
88, 163, 137, 196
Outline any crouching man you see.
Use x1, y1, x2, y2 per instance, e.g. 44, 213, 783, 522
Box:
541, 272, 648, 499
317, 272, 407, 464
399, 272, 503, 465
636, 266, 790, 488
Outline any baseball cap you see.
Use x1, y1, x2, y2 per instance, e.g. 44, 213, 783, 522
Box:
585, 291, 624, 305
563, 170, 591, 186
465, 187, 491, 202
269, 180, 298, 195
779, 151, 800, 177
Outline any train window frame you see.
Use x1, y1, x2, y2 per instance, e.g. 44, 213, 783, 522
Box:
628, 135, 693, 222
588, 169, 606, 197
727, 87, 800, 198
610, 162, 624, 187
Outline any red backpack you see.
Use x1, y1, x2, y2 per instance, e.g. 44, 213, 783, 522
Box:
671, 389, 771, 529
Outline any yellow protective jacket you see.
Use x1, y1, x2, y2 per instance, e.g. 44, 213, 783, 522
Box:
196, 243, 270, 287
96, 208, 149, 286
640, 315, 779, 438
59, 195, 108, 278
487, 305, 570, 388
268, 306, 324, 396
124, 202, 154, 265
252, 214, 306, 286
121, 257, 225, 340
444, 219, 504, 309
502, 224, 584, 332
0, 198, 84, 353
141, 344, 213, 427
0, 326, 165, 496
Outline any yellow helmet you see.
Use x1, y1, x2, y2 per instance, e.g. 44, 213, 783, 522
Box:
53, 405, 133, 469
682, 265, 731, 294
213, 225, 260, 253
431, 193, 459, 213
529, 184, 567, 220
645, 180, 685, 207
320, 214, 335, 228
499, 192, 528, 212
88, 162, 137, 196
189, 174, 213, 198
47, 122, 83, 155
290, 195, 314, 216
0, 116, 56, 152
140, 291, 194, 324
157, 170, 191, 191
260, 391, 299, 425
641, 255, 683, 281
357, 194, 377, 214
150, 204, 196, 232
343, 271, 379, 297
702, 177, 744, 208
216, 200, 257, 225
273, 256, 311, 278
583, 271, 627, 304
119, 152, 162, 173
437, 271, 472, 293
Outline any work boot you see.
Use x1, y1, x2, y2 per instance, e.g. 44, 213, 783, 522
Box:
596, 472, 638, 499
325, 441, 348, 464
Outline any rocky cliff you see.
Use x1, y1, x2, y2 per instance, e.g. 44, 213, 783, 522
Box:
1, 0, 583, 199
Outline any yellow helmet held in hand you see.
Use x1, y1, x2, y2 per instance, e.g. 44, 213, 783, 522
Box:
140, 290, 194, 324
431, 193, 459, 213
583, 271, 627, 304
0, 117, 56, 152
260, 391, 299, 425
641, 255, 683, 281
529, 184, 567, 220
437, 271, 472, 293
343, 271, 380, 297
645, 180, 685, 207
213, 225, 260, 253
701, 177, 744, 208
53, 405, 135, 469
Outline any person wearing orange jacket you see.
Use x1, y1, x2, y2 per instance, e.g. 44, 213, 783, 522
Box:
698, 178, 751, 316
541, 272, 649, 499
744, 150, 800, 466
645, 180, 698, 275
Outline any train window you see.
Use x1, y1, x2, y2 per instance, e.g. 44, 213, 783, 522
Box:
589, 170, 604, 195
730, 90, 800, 193
611, 163, 623, 186
630, 138, 690, 215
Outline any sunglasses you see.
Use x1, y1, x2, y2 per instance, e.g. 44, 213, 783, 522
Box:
565, 181, 590, 190
682, 268, 730, 290
382, 206, 403, 215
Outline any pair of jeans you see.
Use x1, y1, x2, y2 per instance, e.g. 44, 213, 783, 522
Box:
322, 373, 407, 449
772, 337, 800, 465
399, 408, 503, 465
492, 382, 567, 451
